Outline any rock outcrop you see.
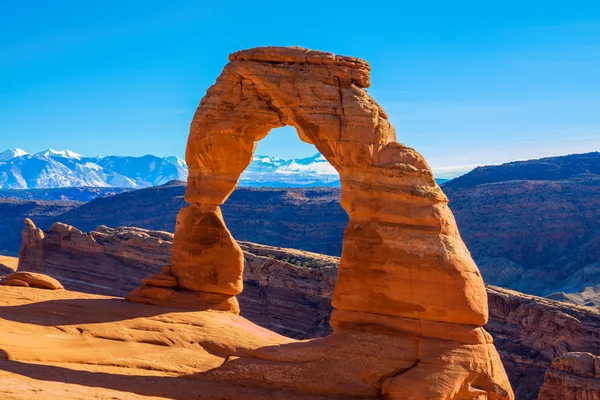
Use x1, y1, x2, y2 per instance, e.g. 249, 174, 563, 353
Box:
121, 46, 513, 399
0, 212, 345, 340
538, 352, 600, 399
18, 221, 337, 339
2, 271, 63, 290
0, 255, 17, 277
0, 198, 78, 257
18, 220, 173, 296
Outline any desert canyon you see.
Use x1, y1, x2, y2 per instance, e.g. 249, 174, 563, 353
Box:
1, 47, 597, 400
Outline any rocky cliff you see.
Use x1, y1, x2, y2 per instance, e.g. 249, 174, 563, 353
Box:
486, 286, 600, 399
0, 198, 79, 256
538, 352, 600, 399
18, 221, 600, 398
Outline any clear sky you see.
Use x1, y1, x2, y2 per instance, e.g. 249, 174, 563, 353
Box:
1, 0, 599, 173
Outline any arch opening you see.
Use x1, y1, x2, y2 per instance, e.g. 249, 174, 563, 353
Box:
226, 125, 345, 338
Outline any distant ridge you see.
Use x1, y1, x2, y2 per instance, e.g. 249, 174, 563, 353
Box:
444, 151, 600, 189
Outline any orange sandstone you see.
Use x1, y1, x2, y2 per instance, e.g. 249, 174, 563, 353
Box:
119, 45, 514, 399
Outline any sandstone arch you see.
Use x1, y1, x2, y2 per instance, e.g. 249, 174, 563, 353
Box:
128, 47, 513, 399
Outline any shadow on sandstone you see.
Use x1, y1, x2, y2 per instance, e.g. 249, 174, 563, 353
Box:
0, 350, 370, 400
0, 265, 14, 276
0, 297, 179, 326
0, 356, 231, 400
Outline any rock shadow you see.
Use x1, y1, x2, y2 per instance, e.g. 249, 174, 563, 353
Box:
0, 355, 344, 400
0, 297, 179, 326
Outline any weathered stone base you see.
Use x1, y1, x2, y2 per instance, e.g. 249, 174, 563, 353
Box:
126, 266, 240, 313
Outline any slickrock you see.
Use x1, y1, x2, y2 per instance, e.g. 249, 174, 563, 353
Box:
0, 286, 345, 400
125, 46, 512, 399
2, 271, 63, 290
4, 278, 29, 287
538, 352, 600, 399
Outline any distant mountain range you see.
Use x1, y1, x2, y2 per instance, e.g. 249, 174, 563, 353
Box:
0, 148, 453, 189
0, 149, 188, 189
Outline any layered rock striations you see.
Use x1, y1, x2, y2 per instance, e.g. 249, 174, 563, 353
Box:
538, 352, 600, 399
487, 286, 600, 399
18, 219, 172, 296
121, 46, 513, 399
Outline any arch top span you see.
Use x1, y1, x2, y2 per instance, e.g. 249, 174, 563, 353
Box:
186, 46, 430, 207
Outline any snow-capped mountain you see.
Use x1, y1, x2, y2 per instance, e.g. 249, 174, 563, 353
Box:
0, 149, 188, 189
0, 148, 28, 161
0, 149, 342, 189
35, 149, 83, 160
240, 153, 339, 186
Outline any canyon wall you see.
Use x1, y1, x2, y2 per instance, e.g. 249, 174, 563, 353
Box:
538, 352, 600, 399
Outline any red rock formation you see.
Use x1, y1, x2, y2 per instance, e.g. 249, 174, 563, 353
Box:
0, 255, 17, 277
18, 221, 173, 296
2, 271, 63, 290
538, 352, 600, 399
126, 46, 512, 399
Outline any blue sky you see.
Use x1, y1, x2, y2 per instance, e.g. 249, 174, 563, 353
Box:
1, 0, 599, 173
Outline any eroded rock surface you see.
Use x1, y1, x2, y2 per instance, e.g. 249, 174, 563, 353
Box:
0, 286, 342, 400
2, 271, 63, 290
18, 221, 336, 339
124, 46, 512, 399
487, 286, 600, 399
538, 352, 600, 400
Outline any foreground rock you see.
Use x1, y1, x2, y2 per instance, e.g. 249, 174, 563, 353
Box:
2, 271, 63, 290
0, 286, 340, 400
538, 352, 600, 399
0, 255, 18, 277
18, 221, 336, 339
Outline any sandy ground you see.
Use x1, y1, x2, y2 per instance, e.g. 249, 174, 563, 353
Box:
0, 286, 350, 400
